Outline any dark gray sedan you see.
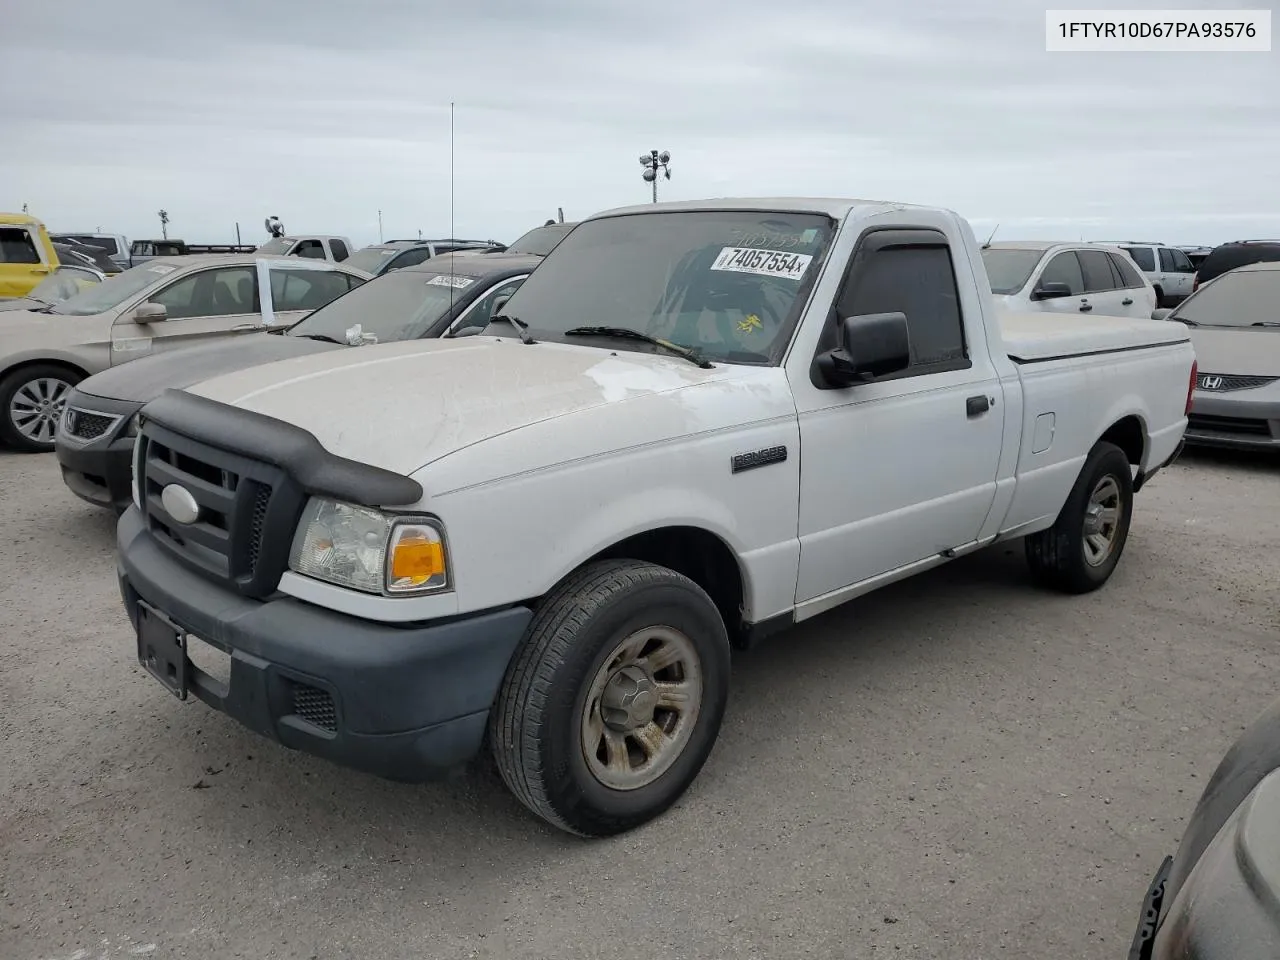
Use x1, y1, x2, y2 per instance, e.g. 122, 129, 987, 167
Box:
56, 254, 538, 511
1157, 261, 1280, 450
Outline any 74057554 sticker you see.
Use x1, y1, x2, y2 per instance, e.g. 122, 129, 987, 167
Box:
427, 274, 474, 289
710, 247, 812, 281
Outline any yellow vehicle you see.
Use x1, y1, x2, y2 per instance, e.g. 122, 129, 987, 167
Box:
0, 213, 60, 299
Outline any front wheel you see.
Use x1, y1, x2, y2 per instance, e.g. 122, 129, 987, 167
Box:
0, 364, 83, 453
1025, 440, 1134, 594
491, 559, 731, 836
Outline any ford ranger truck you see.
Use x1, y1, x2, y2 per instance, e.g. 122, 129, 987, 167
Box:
116, 198, 1197, 837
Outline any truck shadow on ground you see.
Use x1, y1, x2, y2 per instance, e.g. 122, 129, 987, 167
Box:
1176, 445, 1278, 475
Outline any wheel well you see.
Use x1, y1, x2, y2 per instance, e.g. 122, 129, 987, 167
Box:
0, 358, 89, 387
591, 526, 745, 635
1100, 415, 1144, 465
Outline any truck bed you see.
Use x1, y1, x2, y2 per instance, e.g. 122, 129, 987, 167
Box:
998, 310, 1189, 363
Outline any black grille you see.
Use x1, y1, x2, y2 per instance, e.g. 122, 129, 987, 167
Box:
1197, 374, 1279, 393
246, 484, 271, 571
1187, 414, 1273, 436
66, 409, 117, 440
138, 424, 304, 598
292, 684, 338, 732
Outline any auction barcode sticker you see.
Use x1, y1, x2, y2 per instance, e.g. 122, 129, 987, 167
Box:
1046, 9, 1271, 51
427, 275, 474, 288
710, 247, 813, 281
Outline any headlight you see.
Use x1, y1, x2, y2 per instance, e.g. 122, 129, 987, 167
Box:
287, 498, 449, 596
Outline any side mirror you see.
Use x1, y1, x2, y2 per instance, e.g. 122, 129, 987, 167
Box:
1030, 281, 1073, 301
133, 303, 167, 323
490, 296, 510, 318
815, 312, 910, 388
1151, 308, 1173, 321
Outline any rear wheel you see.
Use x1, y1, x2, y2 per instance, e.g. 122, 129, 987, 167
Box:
1152, 285, 1165, 307
1025, 441, 1134, 594
0, 364, 83, 453
491, 559, 731, 836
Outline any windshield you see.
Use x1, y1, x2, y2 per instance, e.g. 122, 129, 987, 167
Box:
31, 267, 102, 303
286, 270, 476, 341
980, 248, 1045, 295
1173, 270, 1280, 328
51, 261, 175, 316
493, 210, 834, 364
344, 246, 400, 274
256, 238, 293, 255
507, 223, 575, 257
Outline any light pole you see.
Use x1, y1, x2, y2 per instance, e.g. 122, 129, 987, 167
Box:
157, 209, 170, 240
639, 149, 671, 203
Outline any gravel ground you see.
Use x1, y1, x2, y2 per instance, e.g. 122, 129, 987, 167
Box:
1, 446, 1277, 960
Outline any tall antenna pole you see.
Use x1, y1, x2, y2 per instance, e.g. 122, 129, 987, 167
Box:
449, 101, 456, 297
377, 209, 383, 243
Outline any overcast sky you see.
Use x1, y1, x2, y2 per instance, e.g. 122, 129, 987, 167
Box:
3, 0, 1276, 248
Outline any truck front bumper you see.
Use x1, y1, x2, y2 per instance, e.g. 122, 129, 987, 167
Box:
116, 506, 532, 781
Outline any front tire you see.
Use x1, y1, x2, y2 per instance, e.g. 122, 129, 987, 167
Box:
0, 364, 83, 453
1025, 440, 1134, 594
491, 559, 731, 837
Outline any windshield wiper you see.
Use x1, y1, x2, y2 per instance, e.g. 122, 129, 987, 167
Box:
490, 314, 537, 344
1251, 321, 1280, 327
563, 326, 713, 368
289, 332, 345, 344
1169, 316, 1198, 326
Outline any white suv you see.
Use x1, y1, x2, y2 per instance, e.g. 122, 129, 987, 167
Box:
981, 241, 1157, 319
1095, 242, 1196, 307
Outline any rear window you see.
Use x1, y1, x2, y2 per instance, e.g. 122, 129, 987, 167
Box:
57, 234, 118, 255
1121, 246, 1156, 271
1197, 243, 1280, 284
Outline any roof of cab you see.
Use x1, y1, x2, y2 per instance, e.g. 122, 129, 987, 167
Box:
586, 196, 950, 221
0, 212, 44, 227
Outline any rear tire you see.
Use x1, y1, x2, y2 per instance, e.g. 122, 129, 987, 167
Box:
1025, 441, 1134, 594
491, 559, 731, 837
1152, 285, 1165, 307
0, 364, 83, 453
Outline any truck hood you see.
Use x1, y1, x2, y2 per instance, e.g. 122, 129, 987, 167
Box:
184, 337, 757, 476
77, 332, 339, 404
1186, 327, 1280, 377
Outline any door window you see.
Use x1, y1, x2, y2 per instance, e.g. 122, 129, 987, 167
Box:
149, 267, 256, 319
1122, 246, 1156, 271
292, 239, 326, 259
386, 247, 434, 272
270, 268, 362, 312
454, 277, 527, 332
0, 228, 41, 264
1078, 249, 1121, 292
1158, 248, 1178, 271
1168, 248, 1194, 272
329, 239, 349, 261
1109, 252, 1145, 288
1039, 252, 1085, 295
832, 239, 968, 374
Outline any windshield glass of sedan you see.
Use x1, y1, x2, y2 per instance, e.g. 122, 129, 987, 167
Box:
493, 210, 834, 364
286, 270, 475, 341
31, 267, 101, 303
50, 261, 175, 316
1174, 271, 1280, 328
344, 246, 399, 274
980, 248, 1045, 295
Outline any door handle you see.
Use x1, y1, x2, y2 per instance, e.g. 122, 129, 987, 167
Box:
966, 395, 990, 417
1079, 302, 1093, 312
1121, 297, 1133, 305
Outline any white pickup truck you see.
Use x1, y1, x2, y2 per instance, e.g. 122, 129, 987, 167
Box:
116, 198, 1196, 837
